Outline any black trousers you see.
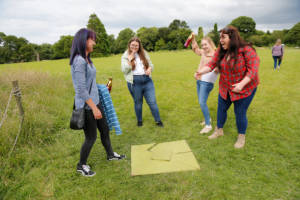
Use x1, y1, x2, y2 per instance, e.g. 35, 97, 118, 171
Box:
79, 104, 114, 165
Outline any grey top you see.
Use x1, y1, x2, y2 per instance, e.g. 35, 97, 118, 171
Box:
71, 55, 99, 110
272, 45, 284, 56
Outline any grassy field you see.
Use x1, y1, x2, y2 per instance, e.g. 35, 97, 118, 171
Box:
0, 48, 299, 200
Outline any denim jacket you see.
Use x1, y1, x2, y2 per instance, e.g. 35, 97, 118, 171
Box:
121, 50, 154, 84
71, 55, 99, 109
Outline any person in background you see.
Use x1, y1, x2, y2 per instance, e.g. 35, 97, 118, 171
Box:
121, 37, 163, 127
197, 26, 259, 149
70, 28, 125, 177
272, 39, 284, 70
191, 35, 219, 134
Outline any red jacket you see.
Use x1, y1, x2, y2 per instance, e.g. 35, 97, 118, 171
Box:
207, 46, 259, 101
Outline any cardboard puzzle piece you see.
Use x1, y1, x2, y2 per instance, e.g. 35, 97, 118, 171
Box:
131, 140, 200, 176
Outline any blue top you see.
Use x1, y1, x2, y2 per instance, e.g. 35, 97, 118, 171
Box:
97, 84, 122, 135
71, 55, 99, 109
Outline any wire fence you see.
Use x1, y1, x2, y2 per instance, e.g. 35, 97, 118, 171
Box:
0, 80, 25, 157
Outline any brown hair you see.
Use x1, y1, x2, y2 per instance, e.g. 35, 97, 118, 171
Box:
127, 37, 149, 70
217, 26, 254, 69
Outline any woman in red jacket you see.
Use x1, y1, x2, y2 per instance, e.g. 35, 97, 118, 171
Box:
197, 26, 259, 148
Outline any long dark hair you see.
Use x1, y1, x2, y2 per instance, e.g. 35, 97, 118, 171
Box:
69, 28, 96, 65
127, 37, 149, 70
217, 26, 254, 69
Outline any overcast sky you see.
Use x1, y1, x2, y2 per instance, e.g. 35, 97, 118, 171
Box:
1, 0, 299, 44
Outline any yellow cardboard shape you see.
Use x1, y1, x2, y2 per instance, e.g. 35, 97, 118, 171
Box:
131, 140, 200, 176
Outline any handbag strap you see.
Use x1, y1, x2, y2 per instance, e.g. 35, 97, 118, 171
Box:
73, 62, 94, 110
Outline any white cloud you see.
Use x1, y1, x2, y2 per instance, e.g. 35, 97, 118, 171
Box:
0, 0, 299, 44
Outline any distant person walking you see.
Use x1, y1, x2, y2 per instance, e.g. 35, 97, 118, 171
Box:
272, 39, 284, 70
191, 35, 219, 134
70, 28, 125, 177
121, 37, 163, 127
197, 26, 259, 149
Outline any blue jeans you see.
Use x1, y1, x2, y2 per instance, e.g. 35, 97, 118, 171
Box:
127, 75, 161, 122
217, 88, 257, 134
273, 56, 282, 69
196, 80, 214, 125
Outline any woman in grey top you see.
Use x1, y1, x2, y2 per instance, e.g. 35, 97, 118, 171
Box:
70, 28, 125, 177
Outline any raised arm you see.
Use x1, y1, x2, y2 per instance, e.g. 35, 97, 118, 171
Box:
191, 36, 203, 56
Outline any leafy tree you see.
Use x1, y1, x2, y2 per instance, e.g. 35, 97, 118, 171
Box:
52, 35, 73, 59
212, 23, 220, 46
196, 26, 204, 44
158, 27, 170, 43
2, 35, 28, 62
230, 16, 256, 39
137, 27, 159, 51
165, 19, 192, 50
113, 28, 135, 53
0, 32, 5, 45
248, 35, 264, 47
168, 28, 192, 50
107, 34, 115, 53
38, 44, 53, 60
284, 22, 300, 46
155, 38, 167, 51
166, 41, 176, 50
0, 32, 7, 63
87, 13, 110, 56
255, 30, 265, 36
19, 43, 35, 62
168, 19, 189, 30
261, 34, 274, 46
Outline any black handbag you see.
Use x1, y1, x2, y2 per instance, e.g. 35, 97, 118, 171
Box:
70, 79, 93, 130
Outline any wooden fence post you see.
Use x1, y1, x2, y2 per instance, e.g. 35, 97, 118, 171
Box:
9, 80, 25, 156
12, 80, 24, 117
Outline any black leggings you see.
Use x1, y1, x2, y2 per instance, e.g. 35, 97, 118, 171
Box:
79, 104, 114, 165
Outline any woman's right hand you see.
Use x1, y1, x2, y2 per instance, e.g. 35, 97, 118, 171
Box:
92, 107, 102, 119
191, 32, 196, 39
128, 51, 136, 62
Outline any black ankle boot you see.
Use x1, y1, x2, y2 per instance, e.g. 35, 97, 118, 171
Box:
156, 121, 164, 127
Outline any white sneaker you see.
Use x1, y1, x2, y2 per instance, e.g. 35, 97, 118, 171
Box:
200, 125, 212, 134
200, 118, 212, 126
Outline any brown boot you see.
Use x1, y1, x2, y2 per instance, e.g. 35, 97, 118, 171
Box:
234, 134, 246, 149
208, 128, 224, 139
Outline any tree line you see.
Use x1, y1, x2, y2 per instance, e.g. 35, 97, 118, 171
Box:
1, 14, 299, 64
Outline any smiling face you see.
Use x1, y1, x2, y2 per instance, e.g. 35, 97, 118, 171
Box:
129, 41, 139, 53
201, 39, 211, 52
86, 38, 96, 53
220, 33, 230, 50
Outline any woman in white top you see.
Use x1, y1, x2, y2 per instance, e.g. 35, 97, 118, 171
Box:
121, 37, 163, 127
192, 35, 219, 134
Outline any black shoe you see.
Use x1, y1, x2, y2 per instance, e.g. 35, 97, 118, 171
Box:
107, 152, 126, 161
137, 121, 143, 126
77, 164, 96, 177
156, 121, 164, 127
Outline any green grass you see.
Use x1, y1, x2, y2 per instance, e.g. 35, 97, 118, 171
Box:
0, 48, 299, 200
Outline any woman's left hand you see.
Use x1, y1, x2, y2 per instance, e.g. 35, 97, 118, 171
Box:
145, 67, 152, 75
232, 82, 244, 93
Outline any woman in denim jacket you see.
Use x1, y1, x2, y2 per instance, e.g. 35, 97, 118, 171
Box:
121, 37, 163, 127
